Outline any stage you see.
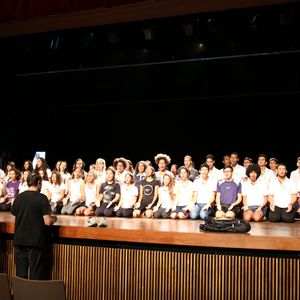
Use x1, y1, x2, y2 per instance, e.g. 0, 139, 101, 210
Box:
1, 212, 300, 251
1, 212, 299, 299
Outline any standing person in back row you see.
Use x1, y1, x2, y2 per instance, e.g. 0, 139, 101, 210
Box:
11, 172, 57, 280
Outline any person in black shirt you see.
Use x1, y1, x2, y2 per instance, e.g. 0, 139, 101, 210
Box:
11, 172, 57, 280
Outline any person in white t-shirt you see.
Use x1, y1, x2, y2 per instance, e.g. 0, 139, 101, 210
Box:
94, 158, 106, 185
35, 157, 52, 179
61, 168, 85, 215
0, 168, 5, 184
49, 171, 66, 214
38, 169, 51, 201
170, 166, 194, 219
113, 157, 128, 186
257, 154, 275, 189
242, 164, 268, 222
75, 171, 99, 216
268, 163, 297, 223
269, 157, 278, 176
58, 161, 71, 186
290, 157, 300, 216
154, 153, 173, 184
190, 163, 216, 220
183, 155, 199, 182
243, 157, 253, 169
205, 154, 219, 182
153, 173, 174, 219
230, 152, 246, 183
114, 173, 138, 217
18, 170, 30, 194
217, 154, 231, 181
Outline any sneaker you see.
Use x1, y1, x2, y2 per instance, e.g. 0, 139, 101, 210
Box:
87, 217, 98, 227
98, 217, 107, 228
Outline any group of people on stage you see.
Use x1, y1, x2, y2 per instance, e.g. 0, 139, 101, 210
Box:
0, 152, 300, 223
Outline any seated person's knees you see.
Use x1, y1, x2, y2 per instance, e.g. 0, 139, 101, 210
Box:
170, 213, 177, 219
145, 210, 153, 218
225, 211, 235, 218
215, 210, 225, 218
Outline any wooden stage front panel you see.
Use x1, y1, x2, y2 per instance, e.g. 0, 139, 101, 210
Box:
1, 212, 300, 300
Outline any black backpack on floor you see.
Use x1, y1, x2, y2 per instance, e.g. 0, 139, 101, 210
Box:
199, 218, 251, 233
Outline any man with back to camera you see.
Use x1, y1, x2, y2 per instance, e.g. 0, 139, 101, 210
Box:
11, 172, 57, 280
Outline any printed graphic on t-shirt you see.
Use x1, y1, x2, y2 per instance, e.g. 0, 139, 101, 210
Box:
7, 187, 15, 198
143, 184, 153, 196
103, 185, 116, 201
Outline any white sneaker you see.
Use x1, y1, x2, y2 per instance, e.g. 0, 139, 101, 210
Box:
98, 217, 107, 228
87, 217, 98, 227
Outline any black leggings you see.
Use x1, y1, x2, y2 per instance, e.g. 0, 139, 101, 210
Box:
269, 206, 296, 223
116, 208, 133, 217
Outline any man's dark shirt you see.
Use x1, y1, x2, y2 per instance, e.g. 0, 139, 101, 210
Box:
12, 190, 51, 247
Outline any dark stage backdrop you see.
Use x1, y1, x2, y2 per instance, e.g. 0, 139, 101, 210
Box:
1, 2, 300, 172
3, 56, 300, 172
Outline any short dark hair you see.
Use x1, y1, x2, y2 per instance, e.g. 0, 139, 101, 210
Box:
243, 157, 253, 163
205, 154, 215, 161
258, 154, 267, 160
224, 165, 233, 172
178, 166, 191, 176
27, 172, 42, 187
199, 163, 209, 170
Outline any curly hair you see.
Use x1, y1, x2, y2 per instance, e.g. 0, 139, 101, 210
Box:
113, 157, 128, 169
245, 163, 261, 178
154, 153, 171, 165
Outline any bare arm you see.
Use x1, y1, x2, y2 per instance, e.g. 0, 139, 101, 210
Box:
147, 185, 159, 208
137, 185, 144, 203
192, 191, 198, 205
79, 182, 85, 202
43, 214, 57, 226
89, 184, 99, 207
287, 193, 297, 212
172, 195, 178, 210
228, 193, 242, 210
107, 192, 120, 208
215, 192, 221, 210
203, 191, 216, 211
114, 194, 123, 210
96, 193, 103, 207
112, 193, 120, 204
63, 180, 71, 205
134, 186, 144, 208
268, 194, 275, 211
57, 189, 65, 202
154, 194, 162, 210
256, 195, 268, 211
242, 195, 248, 211
0, 182, 8, 203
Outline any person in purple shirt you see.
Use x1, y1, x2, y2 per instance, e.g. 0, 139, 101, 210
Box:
0, 167, 21, 211
215, 166, 242, 219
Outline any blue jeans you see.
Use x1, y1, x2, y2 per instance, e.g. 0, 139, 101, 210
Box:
190, 203, 211, 220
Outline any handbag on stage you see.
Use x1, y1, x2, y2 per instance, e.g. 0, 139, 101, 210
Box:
199, 218, 251, 233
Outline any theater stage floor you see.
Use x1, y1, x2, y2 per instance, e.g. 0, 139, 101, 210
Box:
1, 212, 299, 251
